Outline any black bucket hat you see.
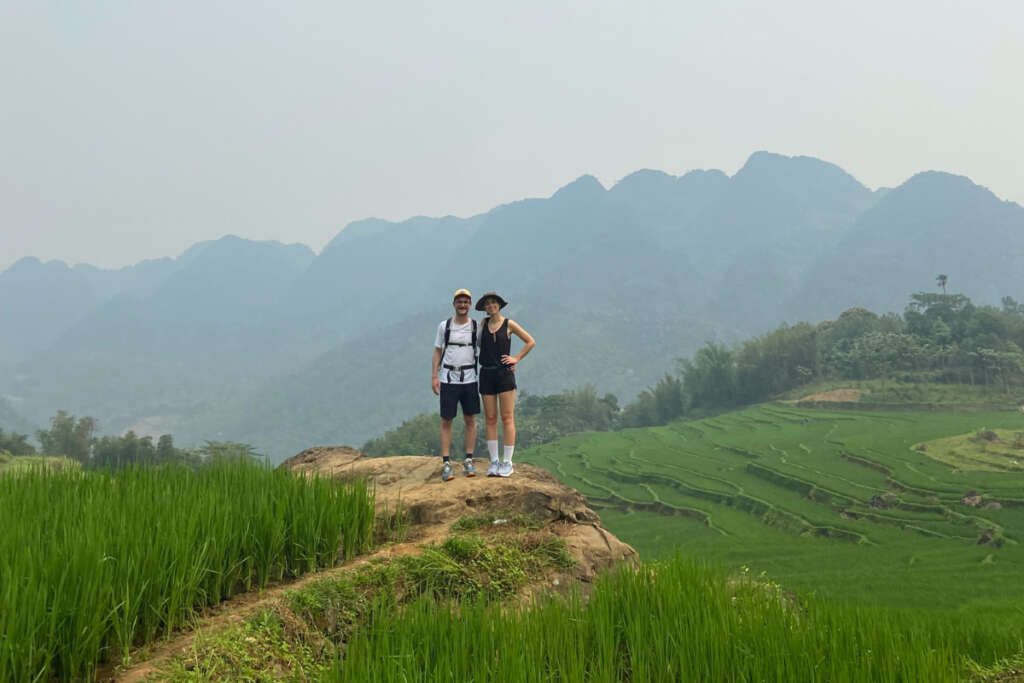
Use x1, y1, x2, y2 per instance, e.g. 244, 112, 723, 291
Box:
475, 292, 508, 311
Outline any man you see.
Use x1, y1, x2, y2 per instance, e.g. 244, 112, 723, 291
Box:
432, 288, 480, 482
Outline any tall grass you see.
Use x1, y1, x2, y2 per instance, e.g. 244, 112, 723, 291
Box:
330, 557, 1021, 682
0, 460, 374, 682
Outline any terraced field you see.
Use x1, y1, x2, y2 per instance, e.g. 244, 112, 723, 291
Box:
522, 404, 1024, 611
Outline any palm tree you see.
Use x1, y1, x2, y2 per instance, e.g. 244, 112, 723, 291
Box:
936, 274, 948, 295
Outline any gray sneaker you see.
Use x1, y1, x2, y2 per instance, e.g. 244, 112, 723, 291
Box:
463, 459, 476, 477
441, 461, 454, 482
497, 460, 514, 478
486, 460, 500, 477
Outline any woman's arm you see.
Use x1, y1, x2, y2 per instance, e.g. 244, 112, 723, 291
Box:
502, 320, 535, 370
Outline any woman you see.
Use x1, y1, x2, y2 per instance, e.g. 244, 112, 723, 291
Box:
475, 292, 535, 477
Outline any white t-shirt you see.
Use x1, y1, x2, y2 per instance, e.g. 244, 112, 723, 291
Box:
434, 318, 480, 384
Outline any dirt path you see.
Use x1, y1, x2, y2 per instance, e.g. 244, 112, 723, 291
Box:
108, 532, 441, 682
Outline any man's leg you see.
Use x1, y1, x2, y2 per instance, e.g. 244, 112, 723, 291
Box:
439, 383, 457, 482
439, 417, 455, 482
464, 413, 477, 456
440, 417, 453, 459
460, 383, 480, 477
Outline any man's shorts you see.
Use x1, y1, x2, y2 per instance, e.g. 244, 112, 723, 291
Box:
439, 381, 480, 420
479, 366, 517, 396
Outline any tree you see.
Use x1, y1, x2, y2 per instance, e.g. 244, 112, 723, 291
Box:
0, 428, 36, 455
936, 274, 948, 295
156, 434, 176, 463
91, 430, 156, 469
680, 342, 737, 410
621, 375, 685, 428
36, 411, 95, 463
905, 293, 974, 342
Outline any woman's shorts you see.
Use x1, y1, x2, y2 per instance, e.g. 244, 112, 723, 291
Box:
479, 366, 517, 395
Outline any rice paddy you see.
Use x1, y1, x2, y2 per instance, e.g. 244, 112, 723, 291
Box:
521, 404, 1024, 612
0, 461, 374, 682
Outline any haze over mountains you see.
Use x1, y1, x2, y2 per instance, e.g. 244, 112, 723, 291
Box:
3, 151, 1022, 461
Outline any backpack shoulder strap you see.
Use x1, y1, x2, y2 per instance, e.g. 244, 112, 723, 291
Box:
472, 319, 478, 364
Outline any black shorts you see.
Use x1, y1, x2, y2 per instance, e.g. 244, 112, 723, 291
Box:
479, 366, 517, 395
439, 381, 480, 420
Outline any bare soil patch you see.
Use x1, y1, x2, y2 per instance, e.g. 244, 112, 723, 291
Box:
798, 389, 866, 403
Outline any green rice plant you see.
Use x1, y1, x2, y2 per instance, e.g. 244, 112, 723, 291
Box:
327, 557, 1020, 682
373, 499, 410, 545
0, 460, 374, 682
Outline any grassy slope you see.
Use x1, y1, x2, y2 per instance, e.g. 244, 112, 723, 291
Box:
521, 403, 1024, 615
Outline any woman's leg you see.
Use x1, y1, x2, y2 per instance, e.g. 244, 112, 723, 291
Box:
498, 390, 516, 446
482, 394, 499, 441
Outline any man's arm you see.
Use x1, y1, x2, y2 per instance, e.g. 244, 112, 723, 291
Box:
431, 347, 442, 395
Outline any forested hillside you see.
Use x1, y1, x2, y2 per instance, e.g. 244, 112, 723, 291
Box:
2, 151, 1023, 460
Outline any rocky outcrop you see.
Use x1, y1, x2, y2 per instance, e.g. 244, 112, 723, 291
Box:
281, 447, 638, 582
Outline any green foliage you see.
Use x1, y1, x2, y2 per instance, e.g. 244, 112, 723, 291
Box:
734, 322, 820, 402
516, 385, 620, 444
164, 607, 324, 682
0, 428, 35, 455
620, 374, 684, 427
0, 460, 375, 682
338, 529, 576, 609
668, 292, 1024, 421
29, 411, 263, 471
91, 431, 202, 470
361, 413, 446, 458
36, 410, 95, 462
680, 342, 736, 409
373, 501, 410, 545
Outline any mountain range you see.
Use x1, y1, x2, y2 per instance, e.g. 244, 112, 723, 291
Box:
3, 151, 1022, 461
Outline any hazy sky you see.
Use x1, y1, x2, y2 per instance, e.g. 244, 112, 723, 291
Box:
2, 1, 1022, 271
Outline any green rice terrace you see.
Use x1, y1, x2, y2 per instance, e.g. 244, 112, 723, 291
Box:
522, 404, 1024, 614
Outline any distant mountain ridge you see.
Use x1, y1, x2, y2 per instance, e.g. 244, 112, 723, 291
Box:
2, 152, 1022, 460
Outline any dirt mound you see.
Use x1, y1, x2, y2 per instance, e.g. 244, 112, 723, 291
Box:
281, 447, 638, 582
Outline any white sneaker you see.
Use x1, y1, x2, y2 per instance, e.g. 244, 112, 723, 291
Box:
487, 460, 500, 477
498, 460, 514, 477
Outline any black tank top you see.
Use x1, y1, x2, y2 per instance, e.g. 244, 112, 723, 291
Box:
479, 317, 511, 369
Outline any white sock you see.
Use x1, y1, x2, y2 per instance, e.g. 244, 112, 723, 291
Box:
503, 445, 514, 463
487, 440, 499, 462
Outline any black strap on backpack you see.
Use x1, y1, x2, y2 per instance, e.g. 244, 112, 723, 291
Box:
440, 317, 477, 382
